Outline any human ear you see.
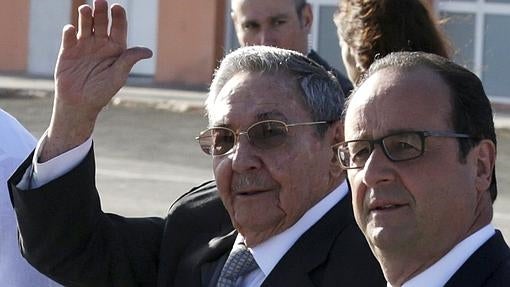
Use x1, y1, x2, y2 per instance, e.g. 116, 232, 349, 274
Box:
300, 4, 313, 32
474, 139, 496, 192
329, 121, 346, 176
231, 11, 240, 27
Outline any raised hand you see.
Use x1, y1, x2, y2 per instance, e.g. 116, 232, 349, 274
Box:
42, 0, 152, 162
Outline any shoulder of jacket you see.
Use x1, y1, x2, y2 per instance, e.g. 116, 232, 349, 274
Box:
167, 179, 220, 214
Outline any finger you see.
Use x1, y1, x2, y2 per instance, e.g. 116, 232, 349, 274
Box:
113, 47, 153, 80
77, 5, 93, 39
92, 0, 109, 38
61, 24, 78, 50
110, 4, 128, 46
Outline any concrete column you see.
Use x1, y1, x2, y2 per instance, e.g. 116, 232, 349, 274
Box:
0, 0, 30, 72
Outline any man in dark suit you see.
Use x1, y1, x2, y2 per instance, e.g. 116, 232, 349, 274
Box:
230, 0, 353, 97
335, 51, 510, 286
8, 1, 384, 286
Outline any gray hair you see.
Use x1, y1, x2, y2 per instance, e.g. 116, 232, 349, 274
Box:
206, 45, 344, 136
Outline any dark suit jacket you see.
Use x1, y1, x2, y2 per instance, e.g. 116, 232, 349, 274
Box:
444, 231, 510, 286
9, 149, 385, 287
307, 50, 353, 98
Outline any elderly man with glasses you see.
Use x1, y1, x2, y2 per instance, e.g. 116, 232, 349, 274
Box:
335, 51, 510, 286
8, 1, 384, 286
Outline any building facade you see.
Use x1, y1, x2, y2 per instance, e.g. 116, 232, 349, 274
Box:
1, 0, 508, 99
1, 0, 226, 89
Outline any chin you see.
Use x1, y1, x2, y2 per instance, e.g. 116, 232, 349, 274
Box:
234, 213, 285, 237
368, 226, 400, 249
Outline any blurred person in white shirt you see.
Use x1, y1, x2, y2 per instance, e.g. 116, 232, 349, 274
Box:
0, 108, 61, 286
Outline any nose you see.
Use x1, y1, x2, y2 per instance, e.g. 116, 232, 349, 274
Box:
231, 134, 262, 173
258, 30, 277, 46
361, 145, 395, 187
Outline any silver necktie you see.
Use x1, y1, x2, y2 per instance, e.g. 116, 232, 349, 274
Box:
217, 243, 258, 287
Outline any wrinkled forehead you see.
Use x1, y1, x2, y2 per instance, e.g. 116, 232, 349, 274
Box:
207, 71, 308, 126
345, 67, 452, 139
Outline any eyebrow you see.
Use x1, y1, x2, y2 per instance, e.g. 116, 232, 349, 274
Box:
241, 19, 260, 27
386, 128, 427, 135
211, 111, 288, 129
241, 13, 289, 25
349, 128, 425, 140
270, 14, 289, 20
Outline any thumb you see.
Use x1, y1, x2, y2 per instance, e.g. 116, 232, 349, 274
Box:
114, 46, 153, 76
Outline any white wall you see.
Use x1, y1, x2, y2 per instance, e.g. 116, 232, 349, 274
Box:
27, 0, 72, 75
112, 0, 159, 75
28, 0, 158, 76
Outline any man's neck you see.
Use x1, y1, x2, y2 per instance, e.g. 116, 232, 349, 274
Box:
378, 248, 445, 286
380, 220, 494, 286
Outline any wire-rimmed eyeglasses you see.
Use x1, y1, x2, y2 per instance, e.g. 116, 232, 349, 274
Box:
196, 119, 329, 156
332, 131, 473, 169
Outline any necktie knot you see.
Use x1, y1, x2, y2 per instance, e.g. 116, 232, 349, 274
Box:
217, 243, 258, 287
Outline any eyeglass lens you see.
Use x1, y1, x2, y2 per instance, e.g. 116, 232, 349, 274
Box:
339, 132, 424, 168
198, 121, 288, 156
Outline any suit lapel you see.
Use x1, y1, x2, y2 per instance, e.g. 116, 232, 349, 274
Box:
445, 231, 510, 287
262, 193, 355, 286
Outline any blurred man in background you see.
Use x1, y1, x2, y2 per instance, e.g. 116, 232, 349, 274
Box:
231, 0, 353, 97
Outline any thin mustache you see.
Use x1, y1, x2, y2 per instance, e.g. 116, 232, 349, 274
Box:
231, 175, 271, 192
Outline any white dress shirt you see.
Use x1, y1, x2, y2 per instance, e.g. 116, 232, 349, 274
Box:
19, 132, 93, 189
0, 109, 61, 286
388, 224, 496, 287
237, 181, 348, 287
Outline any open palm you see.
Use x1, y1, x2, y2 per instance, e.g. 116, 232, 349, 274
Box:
41, 0, 152, 162
54, 0, 152, 114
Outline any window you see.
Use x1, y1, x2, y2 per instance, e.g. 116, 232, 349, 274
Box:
439, 0, 510, 101
312, 2, 348, 75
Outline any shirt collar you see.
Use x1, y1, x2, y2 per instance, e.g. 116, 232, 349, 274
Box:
236, 180, 349, 276
388, 224, 496, 287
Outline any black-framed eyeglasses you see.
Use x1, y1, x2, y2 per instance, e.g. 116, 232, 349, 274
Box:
332, 131, 473, 169
196, 120, 329, 156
